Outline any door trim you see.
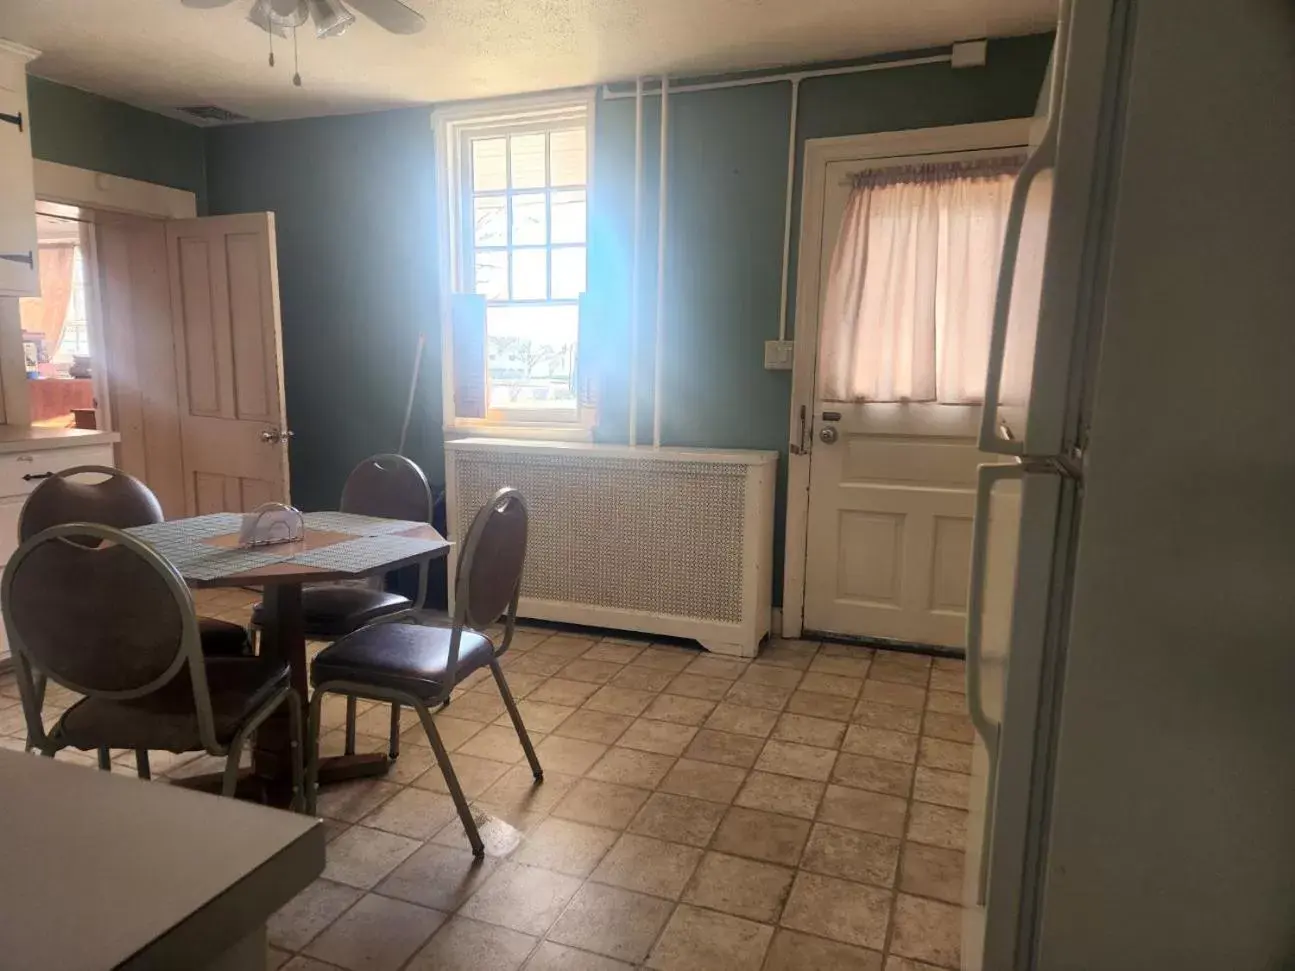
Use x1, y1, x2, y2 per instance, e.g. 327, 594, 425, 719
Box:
33, 161, 197, 220
781, 119, 1034, 638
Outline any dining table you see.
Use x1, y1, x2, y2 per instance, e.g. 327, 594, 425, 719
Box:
126, 510, 451, 807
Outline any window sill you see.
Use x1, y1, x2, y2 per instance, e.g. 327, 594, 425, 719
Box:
443, 423, 594, 444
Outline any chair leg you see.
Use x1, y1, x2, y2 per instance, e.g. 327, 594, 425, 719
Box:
222, 737, 245, 798
24, 673, 48, 752
306, 689, 326, 815
490, 659, 542, 781
414, 701, 484, 857
344, 696, 358, 756
97, 747, 112, 771
286, 690, 306, 813
135, 749, 151, 780
388, 704, 402, 760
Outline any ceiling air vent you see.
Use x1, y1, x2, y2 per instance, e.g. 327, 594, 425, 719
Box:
175, 105, 250, 124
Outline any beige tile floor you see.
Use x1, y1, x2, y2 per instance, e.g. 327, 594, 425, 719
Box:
0, 587, 974, 971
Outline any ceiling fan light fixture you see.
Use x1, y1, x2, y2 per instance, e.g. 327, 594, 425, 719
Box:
266, 0, 310, 28
247, 0, 290, 37
309, 0, 356, 38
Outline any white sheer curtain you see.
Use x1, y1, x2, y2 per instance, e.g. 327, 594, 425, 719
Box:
818, 159, 1019, 404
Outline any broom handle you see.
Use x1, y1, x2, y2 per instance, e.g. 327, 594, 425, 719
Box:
397, 332, 427, 457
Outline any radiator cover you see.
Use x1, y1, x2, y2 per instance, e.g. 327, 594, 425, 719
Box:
445, 439, 776, 656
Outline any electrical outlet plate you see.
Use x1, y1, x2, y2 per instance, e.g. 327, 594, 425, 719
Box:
764, 340, 794, 370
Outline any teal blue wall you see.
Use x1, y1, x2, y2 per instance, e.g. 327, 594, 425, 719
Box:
205, 109, 441, 511
44, 33, 1050, 601
26, 77, 207, 208
592, 33, 1053, 597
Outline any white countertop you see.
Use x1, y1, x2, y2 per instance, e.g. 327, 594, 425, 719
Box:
446, 437, 779, 465
0, 424, 120, 454
0, 750, 324, 970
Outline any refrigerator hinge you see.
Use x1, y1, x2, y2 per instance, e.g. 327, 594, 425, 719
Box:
1020, 452, 1083, 480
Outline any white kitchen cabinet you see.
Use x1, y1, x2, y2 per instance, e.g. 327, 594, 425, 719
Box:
0, 40, 40, 298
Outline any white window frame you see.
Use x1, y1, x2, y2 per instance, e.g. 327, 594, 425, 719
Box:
434, 90, 597, 440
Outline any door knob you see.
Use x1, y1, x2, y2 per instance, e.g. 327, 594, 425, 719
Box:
819, 426, 839, 444
261, 428, 294, 444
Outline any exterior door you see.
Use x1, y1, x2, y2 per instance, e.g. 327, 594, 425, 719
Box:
802, 159, 980, 647
165, 213, 290, 515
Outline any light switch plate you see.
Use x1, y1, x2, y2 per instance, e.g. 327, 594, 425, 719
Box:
764, 340, 795, 370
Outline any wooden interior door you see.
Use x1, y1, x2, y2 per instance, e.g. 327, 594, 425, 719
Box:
98, 213, 188, 517
165, 213, 289, 515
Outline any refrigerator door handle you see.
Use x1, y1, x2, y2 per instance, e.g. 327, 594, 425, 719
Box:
977, 0, 1071, 456
965, 461, 1025, 905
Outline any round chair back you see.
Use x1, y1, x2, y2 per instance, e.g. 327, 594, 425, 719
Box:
455, 488, 528, 630
2, 523, 197, 699
340, 454, 432, 523
19, 465, 163, 545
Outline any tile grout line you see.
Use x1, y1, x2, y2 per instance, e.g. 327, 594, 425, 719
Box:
878, 658, 931, 968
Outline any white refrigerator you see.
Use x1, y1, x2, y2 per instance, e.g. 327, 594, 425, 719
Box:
963, 0, 1295, 969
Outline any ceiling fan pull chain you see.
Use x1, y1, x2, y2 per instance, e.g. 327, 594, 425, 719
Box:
292, 24, 302, 86
268, 20, 275, 67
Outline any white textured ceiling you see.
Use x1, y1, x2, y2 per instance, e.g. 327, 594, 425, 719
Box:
1, 0, 1056, 123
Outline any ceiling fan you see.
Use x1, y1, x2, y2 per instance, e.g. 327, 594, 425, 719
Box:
180, 0, 425, 84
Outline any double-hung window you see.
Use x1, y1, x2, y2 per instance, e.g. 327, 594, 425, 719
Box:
439, 97, 592, 432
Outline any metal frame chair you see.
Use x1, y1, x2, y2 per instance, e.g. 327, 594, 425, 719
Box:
306, 487, 540, 856
253, 453, 434, 758
17, 465, 253, 771
2, 522, 304, 804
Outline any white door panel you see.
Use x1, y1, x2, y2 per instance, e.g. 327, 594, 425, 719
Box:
805, 416, 978, 645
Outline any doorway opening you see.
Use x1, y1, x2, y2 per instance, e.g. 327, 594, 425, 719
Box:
18, 205, 106, 431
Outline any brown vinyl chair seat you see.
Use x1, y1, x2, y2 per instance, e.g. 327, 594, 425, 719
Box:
251, 586, 412, 639
311, 625, 495, 701
198, 617, 254, 656
53, 657, 290, 753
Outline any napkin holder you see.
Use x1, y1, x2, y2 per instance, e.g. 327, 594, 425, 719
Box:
238, 502, 304, 548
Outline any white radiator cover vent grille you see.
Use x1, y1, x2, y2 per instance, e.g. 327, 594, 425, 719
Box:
456, 453, 746, 622
446, 440, 776, 657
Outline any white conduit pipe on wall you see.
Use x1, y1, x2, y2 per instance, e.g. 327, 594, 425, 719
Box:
777, 79, 801, 342
653, 75, 670, 448
607, 51, 954, 366
628, 77, 644, 446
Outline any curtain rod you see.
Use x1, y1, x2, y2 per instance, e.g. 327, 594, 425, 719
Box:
600, 53, 953, 100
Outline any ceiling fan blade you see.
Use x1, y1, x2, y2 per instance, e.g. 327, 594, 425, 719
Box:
346, 0, 425, 34
181, 0, 238, 8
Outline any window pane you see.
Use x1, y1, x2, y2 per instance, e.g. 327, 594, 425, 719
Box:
473, 195, 506, 246
549, 128, 586, 187
509, 133, 547, 189
471, 138, 507, 192
511, 249, 547, 300
551, 190, 586, 244
474, 250, 508, 300
510, 193, 547, 245
551, 246, 586, 299
486, 304, 578, 411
